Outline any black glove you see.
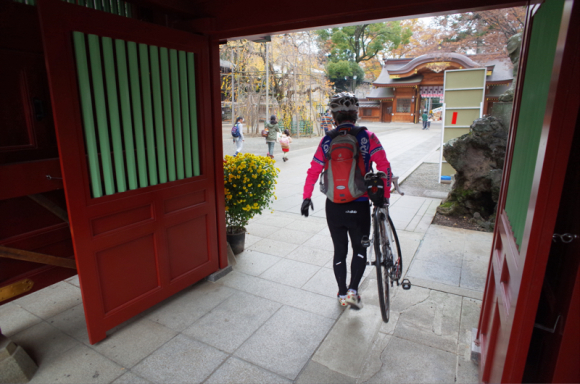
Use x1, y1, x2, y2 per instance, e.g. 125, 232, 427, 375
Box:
301, 199, 314, 217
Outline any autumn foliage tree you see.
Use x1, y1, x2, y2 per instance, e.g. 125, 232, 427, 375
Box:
220, 32, 334, 135
391, 7, 525, 59
435, 7, 526, 54
220, 40, 266, 134
390, 19, 444, 58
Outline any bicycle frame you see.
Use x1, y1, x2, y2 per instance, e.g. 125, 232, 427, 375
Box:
369, 205, 394, 267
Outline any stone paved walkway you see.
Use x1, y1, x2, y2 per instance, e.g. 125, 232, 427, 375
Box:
0, 122, 492, 383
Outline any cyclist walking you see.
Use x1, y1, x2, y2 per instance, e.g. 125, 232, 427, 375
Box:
301, 92, 392, 309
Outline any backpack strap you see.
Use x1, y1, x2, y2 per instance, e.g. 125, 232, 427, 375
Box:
323, 126, 368, 160
355, 127, 371, 171
326, 126, 367, 137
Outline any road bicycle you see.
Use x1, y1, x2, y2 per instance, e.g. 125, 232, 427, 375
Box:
362, 172, 411, 323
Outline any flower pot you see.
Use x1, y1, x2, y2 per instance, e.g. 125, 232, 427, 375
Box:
226, 230, 246, 255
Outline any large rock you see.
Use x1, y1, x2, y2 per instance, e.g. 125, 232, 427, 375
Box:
438, 116, 508, 229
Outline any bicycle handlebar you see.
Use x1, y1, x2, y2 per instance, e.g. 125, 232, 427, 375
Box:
364, 171, 405, 196
392, 176, 405, 196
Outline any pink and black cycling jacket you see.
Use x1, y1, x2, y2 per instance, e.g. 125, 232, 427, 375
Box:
303, 124, 393, 200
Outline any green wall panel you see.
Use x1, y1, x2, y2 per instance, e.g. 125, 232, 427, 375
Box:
504, 0, 564, 247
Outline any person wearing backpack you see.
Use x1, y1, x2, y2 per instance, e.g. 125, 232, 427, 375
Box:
232, 116, 244, 156
264, 115, 282, 159
279, 129, 292, 162
301, 92, 393, 310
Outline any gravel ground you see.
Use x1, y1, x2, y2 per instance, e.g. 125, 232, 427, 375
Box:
398, 162, 451, 199
402, 162, 490, 232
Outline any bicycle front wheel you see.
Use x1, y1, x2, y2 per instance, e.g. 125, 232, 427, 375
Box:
374, 212, 390, 323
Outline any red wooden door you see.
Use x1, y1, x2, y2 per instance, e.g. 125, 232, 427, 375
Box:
477, 1, 579, 382
523, 113, 580, 383
37, 0, 220, 344
381, 102, 392, 123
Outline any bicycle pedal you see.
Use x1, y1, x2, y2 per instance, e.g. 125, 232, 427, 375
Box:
401, 279, 412, 290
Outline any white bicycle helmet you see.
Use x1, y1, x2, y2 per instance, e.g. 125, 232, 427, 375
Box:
329, 92, 359, 113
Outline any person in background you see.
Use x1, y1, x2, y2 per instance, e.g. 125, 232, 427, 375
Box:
422, 110, 429, 130
233, 116, 244, 156
279, 129, 292, 162
321, 109, 333, 134
264, 115, 282, 159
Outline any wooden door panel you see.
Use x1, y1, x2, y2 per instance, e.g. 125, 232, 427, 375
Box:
381, 102, 392, 123
96, 234, 159, 314
90, 204, 153, 237
166, 216, 210, 280
497, 213, 522, 317
163, 190, 206, 214
37, 0, 219, 343
481, 301, 500, 382
481, 212, 521, 383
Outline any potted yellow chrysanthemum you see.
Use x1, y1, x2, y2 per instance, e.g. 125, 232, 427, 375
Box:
223, 153, 279, 253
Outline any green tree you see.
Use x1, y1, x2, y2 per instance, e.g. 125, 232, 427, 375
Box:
326, 61, 365, 92
317, 22, 412, 63
317, 22, 411, 90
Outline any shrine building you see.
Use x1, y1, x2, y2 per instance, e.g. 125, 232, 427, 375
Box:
359, 52, 513, 123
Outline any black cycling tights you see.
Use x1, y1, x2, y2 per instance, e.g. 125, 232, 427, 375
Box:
325, 199, 371, 296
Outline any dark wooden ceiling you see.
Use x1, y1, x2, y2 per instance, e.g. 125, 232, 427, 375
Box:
134, 0, 527, 41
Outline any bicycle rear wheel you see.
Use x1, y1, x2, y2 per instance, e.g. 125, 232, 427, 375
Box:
387, 215, 403, 281
374, 212, 390, 323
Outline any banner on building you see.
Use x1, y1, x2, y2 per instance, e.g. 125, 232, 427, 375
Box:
420, 85, 444, 98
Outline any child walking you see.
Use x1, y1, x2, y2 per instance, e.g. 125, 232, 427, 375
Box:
279, 129, 292, 162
